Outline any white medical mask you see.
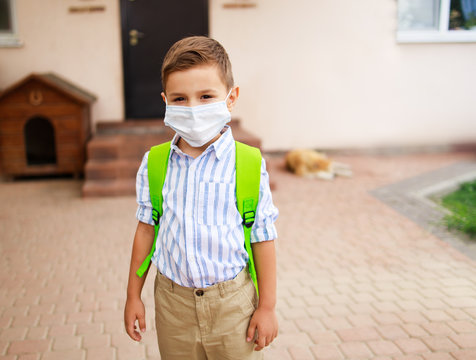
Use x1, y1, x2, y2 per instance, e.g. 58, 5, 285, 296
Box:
163, 90, 232, 147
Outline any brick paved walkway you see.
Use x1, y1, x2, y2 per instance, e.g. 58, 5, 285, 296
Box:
1, 151, 476, 360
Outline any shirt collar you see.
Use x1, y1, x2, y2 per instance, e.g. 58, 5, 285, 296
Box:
170, 125, 234, 161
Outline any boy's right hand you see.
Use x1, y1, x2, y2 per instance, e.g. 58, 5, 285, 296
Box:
124, 297, 146, 341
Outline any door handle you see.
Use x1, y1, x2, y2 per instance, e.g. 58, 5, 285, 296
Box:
129, 29, 145, 46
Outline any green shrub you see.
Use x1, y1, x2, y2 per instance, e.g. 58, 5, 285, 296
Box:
441, 180, 476, 238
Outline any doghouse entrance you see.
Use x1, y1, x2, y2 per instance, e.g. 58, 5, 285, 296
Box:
24, 116, 57, 166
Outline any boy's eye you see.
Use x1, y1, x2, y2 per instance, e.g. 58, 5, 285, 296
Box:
173, 97, 185, 102
201, 95, 213, 100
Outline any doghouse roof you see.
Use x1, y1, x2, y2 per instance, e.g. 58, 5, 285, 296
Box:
0, 72, 97, 104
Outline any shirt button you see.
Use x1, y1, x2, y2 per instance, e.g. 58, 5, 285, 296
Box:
195, 290, 204, 296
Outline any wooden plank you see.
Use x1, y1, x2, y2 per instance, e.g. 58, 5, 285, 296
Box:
0, 104, 81, 118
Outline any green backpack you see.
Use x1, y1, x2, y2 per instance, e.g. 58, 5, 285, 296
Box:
136, 141, 262, 294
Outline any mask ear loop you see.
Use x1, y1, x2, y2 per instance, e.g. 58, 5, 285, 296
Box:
225, 88, 233, 107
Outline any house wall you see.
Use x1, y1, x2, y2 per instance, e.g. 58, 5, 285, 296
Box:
0, 0, 124, 127
1, 0, 475, 150
210, 0, 476, 150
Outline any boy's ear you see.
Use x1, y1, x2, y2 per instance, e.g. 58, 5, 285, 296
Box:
227, 86, 239, 112
161, 92, 166, 104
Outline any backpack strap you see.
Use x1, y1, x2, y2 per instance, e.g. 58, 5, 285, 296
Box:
136, 141, 171, 277
235, 141, 262, 295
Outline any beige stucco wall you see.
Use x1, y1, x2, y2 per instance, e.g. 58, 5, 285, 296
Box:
2, 0, 475, 150
210, 0, 476, 150
0, 0, 124, 126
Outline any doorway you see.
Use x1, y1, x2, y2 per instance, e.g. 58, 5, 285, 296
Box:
24, 116, 57, 166
120, 0, 209, 119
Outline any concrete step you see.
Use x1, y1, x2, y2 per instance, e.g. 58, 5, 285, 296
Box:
86, 133, 173, 161
82, 119, 263, 197
82, 178, 136, 197
84, 159, 141, 180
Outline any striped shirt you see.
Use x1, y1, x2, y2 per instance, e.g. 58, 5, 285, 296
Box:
136, 126, 278, 288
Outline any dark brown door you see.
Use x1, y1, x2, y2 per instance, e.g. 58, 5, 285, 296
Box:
120, 0, 209, 119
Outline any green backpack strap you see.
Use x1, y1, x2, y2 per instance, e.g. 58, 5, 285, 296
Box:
235, 141, 262, 295
136, 141, 171, 277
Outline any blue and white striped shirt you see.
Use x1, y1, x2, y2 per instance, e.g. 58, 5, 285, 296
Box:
136, 127, 278, 288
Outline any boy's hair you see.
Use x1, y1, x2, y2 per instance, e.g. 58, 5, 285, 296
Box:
161, 36, 234, 92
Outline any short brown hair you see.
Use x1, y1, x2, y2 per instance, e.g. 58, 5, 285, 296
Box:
161, 36, 234, 92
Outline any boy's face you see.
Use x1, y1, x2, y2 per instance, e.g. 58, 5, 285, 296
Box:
161, 64, 239, 112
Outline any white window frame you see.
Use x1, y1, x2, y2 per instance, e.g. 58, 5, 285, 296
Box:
397, 0, 476, 43
0, 0, 22, 47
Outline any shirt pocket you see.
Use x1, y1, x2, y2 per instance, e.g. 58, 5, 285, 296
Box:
197, 181, 240, 226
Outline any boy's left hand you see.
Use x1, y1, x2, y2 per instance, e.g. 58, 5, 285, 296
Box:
246, 307, 278, 351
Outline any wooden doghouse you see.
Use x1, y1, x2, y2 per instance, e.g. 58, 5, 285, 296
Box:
0, 73, 96, 178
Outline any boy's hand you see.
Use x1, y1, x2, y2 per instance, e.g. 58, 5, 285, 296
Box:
124, 297, 146, 342
246, 307, 278, 351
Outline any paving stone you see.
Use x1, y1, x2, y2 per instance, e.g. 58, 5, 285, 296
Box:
0, 340, 8, 354
375, 325, 409, 340
373, 301, 401, 313
367, 339, 402, 356
27, 305, 54, 317
395, 338, 429, 354
12, 316, 39, 328
51, 335, 81, 351
448, 333, 476, 348
339, 342, 372, 359
443, 297, 476, 308
420, 299, 447, 310
421, 337, 459, 352
394, 355, 424, 360
446, 320, 476, 333
336, 327, 380, 342
372, 312, 402, 325
41, 349, 85, 360
7, 340, 50, 355
82, 334, 111, 349
401, 324, 429, 338
2, 153, 476, 359
321, 317, 352, 331
38, 314, 65, 327
421, 310, 453, 322
48, 324, 75, 337
0, 317, 12, 330
76, 323, 103, 336
85, 347, 115, 360
264, 347, 292, 360
446, 309, 471, 321
308, 330, 340, 344
18, 354, 41, 360
450, 349, 476, 360
288, 346, 314, 360
311, 344, 343, 360
323, 304, 351, 317
271, 333, 312, 347
66, 312, 93, 325
25, 327, 48, 340
420, 322, 455, 336
397, 311, 428, 324
0, 327, 28, 342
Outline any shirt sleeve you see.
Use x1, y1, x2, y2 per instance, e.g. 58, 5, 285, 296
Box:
135, 151, 155, 226
250, 157, 279, 243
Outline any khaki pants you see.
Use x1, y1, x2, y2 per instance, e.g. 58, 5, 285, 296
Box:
154, 267, 263, 360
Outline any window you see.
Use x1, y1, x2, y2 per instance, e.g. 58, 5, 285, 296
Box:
397, 0, 476, 42
0, 0, 21, 47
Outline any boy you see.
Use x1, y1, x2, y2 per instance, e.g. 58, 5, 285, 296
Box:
124, 36, 279, 359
